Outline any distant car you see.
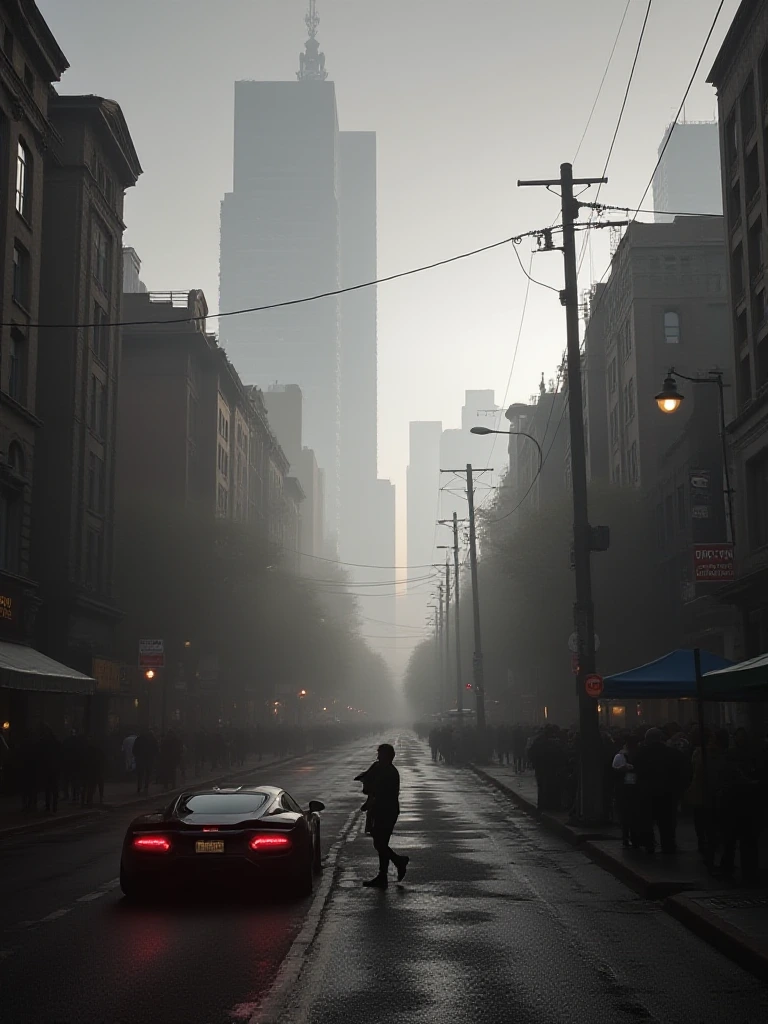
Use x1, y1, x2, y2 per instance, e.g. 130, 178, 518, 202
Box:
119, 785, 324, 900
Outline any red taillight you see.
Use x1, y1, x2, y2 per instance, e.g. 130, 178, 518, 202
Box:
132, 835, 172, 853
249, 834, 292, 852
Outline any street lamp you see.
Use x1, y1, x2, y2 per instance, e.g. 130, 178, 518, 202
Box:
655, 373, 684, 414
654, 367, 734, 545
470, 426, 544, 475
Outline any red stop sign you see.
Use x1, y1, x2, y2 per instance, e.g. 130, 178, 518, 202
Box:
584, 674, 603, 698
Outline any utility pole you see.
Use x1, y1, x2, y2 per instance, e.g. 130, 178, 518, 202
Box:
519, 163, 607, 823
437, 582, 444, 713
465, 464, 486, 730
452, 512, 463, 713
439, 515, 464, 711
444, 559, 451, 713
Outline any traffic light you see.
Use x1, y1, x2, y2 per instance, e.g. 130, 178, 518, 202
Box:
465, 683, 472, 691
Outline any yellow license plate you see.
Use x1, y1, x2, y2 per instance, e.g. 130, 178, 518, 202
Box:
195, 840, 225, 854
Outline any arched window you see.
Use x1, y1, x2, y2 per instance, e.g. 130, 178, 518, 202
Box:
664, 310, 681, 344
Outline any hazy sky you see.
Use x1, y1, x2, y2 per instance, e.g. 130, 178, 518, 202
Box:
40, 0, 740, 572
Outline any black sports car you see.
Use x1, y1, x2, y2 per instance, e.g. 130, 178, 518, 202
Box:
119, 785, 324, 900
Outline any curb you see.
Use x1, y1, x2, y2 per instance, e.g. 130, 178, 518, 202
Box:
469, 761, 768, 978
0, 754, 299, 840
470, 763, 697, 899
665, 891, 768, 984
250, 808, 362, 1024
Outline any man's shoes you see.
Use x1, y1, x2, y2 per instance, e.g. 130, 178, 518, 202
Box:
363, 875, 388, 889
396, 856, 410, 882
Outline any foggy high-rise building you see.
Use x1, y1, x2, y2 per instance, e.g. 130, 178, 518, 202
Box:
406, 422, 442, 587
439, 390, 499, 524
219, 4, 379, 560
652, 122, 723, 222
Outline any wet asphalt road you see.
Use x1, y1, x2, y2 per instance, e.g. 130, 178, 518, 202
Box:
0, 739, 372, 1024
1, 734, 767, 1024
278, 735, 768, 1024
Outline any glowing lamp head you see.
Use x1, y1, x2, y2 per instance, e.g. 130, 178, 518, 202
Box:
655, 374, 684, 414
144, 669, 155, 680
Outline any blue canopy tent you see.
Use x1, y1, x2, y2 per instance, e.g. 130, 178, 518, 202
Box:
602, 649, 734, 700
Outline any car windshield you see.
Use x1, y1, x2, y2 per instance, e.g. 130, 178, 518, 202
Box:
179, 793, 269, 815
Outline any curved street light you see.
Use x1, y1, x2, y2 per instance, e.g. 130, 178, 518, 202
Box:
470, 426, 544, 476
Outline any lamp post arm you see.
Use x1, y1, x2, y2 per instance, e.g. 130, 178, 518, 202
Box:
666, 368, 735, 546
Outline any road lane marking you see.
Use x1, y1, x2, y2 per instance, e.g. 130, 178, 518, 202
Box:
40, 908, 72, 922
76, 893, 103, 902
244, 806, 360, 1024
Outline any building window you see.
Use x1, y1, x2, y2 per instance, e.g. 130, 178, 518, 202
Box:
3, 26, 14, 60
92, 303, 109, 364
741, 74, 757, 138
621, 320, 632, 361
23, 64, 33, 93
92, 219, 111, 291
12, 241, 29, 307
0, 444, 24, 574
747, 454, 768, 549
607, 358, 617, 394
627, 378, 636, 421
610, 405, 619, 449
85, 529, 104, 591
217, 484, 228, 516
663, 311, 680, 345
87, 452, 105, 513
628, 441, 639, 485
8, 328, 25, 402
15, 140, 31, 218
89, 375, 108, 438
677, 485, 686, 530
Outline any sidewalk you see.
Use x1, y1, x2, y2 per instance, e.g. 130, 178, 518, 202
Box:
0, 753, 295, 840
470, 759, 768, 983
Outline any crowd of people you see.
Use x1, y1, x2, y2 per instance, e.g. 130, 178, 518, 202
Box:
415, 717, 767, 884
0, 720, 384, 811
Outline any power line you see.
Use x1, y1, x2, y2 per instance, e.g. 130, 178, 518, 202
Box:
290, 549, 438, 571
578, 0, 655, 274
572, 0, 633, 165
587, 203, 722, 219
577, 0, 729, 335
302, 571, 439, 587
478, 250, 535, 514
2, 229, 543, 331
511, 241, 561, 293
630, 0, 728, 221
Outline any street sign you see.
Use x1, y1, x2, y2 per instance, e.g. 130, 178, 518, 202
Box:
138, 639, 165, 669
584, 674, 603, 698
568, 632, 600, 654
693, 544, 734, 583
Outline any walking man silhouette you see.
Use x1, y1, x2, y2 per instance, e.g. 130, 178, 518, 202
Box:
361, 743, 409, 889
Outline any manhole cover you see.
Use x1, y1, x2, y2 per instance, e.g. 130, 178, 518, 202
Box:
703, 895, 768, 910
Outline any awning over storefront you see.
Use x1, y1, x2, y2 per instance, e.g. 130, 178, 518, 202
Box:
602, 649, 734, 700
0, 641, 95, 696
701, 652, 768, 701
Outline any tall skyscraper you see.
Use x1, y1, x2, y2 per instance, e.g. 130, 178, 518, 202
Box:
407, 422, 443, 585
219, 3, 379, 560
652, 122, 723, 222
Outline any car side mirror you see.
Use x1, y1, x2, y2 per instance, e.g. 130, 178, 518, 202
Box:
308, 800, 325, 813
